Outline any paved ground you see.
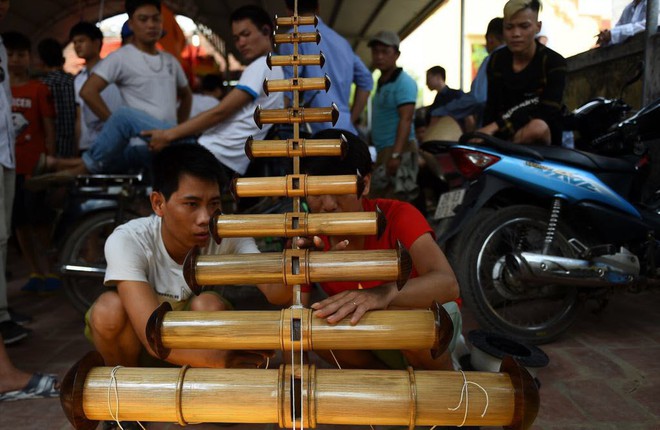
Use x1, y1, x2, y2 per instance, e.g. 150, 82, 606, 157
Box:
1, 246, 659, 430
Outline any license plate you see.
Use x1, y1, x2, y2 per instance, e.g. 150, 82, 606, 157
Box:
433, 188, 465, 219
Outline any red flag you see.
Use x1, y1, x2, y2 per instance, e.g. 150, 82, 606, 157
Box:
159, 4, 186, 61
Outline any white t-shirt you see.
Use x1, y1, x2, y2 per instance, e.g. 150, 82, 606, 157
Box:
104, 215, 259, 307
198, 56, 283, 175
190, 94, 220, 119
74, 66, 124, 150
0, 36, 15, 169
93, 44, 188, 123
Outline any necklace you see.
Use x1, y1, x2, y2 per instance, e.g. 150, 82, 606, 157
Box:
142, 52, 164, 73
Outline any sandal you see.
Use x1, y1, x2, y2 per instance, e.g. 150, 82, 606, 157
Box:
0, 373, 60, 402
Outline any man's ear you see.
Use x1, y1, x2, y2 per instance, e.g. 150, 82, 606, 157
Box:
151, 191, 166, 216
362, 173, 371, 197
537, 21, 543, 35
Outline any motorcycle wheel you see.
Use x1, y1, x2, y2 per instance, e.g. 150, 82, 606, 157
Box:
60, 211, 136, 314
456, 204, 582, 344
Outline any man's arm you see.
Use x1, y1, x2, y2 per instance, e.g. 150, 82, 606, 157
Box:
176, 85, 193, 124
143, 88, 253, 151
80, 74, 111, 121
311, 232, 459, 325
386, 103, 415, 175
350, 53, 374, 124
43, 116, 56, 155
350, 87, 370, 125
116, 280, 238, 368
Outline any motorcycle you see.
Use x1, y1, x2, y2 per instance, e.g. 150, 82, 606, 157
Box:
434, 97, 660, 345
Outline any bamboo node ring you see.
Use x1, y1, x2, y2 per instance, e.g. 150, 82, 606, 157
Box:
175, 365, 191, 426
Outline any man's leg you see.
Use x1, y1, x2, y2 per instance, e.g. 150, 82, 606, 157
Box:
513, 119, 551, 145
0, 167, 15, 324
83, 107, 174, 174
87, 291, 142, 366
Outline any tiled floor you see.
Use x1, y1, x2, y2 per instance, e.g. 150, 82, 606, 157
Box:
1, 247, 659, 430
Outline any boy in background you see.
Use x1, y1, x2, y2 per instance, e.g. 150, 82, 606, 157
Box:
4, 31, 59, 292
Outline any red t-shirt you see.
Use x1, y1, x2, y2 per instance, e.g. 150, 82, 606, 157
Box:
11, 80, 55, 175
307, 198, 434, 296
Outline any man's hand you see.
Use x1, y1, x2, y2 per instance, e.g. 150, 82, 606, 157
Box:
596, 29, 611, 46
386, 157, 401, 176
294, 236, 349, 251
476, 122, 498, 137
141, 129, 172, 152
223, 350, 275, 368
311, 284, 397, 325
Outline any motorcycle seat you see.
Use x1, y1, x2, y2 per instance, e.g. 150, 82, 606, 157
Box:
528, 146, 636, 173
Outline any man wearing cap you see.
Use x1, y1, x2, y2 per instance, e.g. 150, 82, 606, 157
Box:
368, 30, 418, 199
477, 0, 566, 146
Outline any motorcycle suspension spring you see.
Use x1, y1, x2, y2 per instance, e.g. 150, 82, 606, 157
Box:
542, 198, 562, 255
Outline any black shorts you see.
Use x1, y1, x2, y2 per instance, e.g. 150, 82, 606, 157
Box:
12, 175, 56, 227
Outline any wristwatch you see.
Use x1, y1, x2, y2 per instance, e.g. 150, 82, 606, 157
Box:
391, 152, 401, 159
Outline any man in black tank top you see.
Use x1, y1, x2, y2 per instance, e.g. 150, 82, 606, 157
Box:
478, 0, 566, 146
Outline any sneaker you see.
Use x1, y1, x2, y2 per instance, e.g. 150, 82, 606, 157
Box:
0, 320, 30, 344
8, 308, 32, 326
43, 274, 63, 292
20, 274, 45, 292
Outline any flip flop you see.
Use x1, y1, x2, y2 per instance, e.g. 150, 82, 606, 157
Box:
0, 373, 60, 402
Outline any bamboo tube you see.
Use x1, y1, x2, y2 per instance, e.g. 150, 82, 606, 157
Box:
209, 209, 385, 243
264, 75, 330, 95
183, 245, 411, 291
275, 14, 318, 27
61, 354, 538, 429
254, 104, 339, 128
267, 52, 325, 68
231, 174, 362, 199
274, 30, 321, 45
145, 302, 452, 360
245, 134, 346, 159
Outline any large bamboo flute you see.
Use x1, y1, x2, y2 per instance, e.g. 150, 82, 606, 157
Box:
231, 174, 364, 199
254, 104, 340, 128
245, 135, 346, 159
267, 52, 325, 68
61, 353, 538, 429
263, 75, 331, 95
145, 302, 453, 360
209, 209, 385, 243
183, 245, 411, 291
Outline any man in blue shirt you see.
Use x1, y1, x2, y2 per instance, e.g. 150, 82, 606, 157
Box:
281, 0, 373, 135
429, 17, 504, 130
369, 30, 417, 182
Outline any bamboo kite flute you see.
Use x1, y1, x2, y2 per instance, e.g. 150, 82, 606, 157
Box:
61, 353, 539, 429
209, 209, 385, 243
145, 302, 453, 360
245, 134, 346, 159
183, 245, 412, 291
231, 173, 363, 199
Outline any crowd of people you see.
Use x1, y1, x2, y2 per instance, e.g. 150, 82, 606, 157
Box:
0, 0, 652, 420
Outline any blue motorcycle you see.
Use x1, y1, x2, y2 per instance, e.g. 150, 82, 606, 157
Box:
437, 98, 660, 344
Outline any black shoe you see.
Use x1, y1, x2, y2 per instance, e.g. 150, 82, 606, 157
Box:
0, 320, 30, 345
8, 308, 33, 326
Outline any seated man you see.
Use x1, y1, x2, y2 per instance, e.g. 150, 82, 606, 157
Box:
297, 130, 462, 370
85, 144, 287, 368
425, 65, 465, 127
478, 0, 566, 145
597, 0, 658, 46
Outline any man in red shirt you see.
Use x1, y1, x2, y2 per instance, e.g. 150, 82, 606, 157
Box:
298, 129, 462, 370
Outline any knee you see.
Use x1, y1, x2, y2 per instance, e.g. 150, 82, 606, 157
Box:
89, 291, 127, 336
517, 119, 550, 144
190, 293, 228, 311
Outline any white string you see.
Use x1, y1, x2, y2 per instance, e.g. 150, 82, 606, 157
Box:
107, 366, 146, 430
328, 350, 342, 370
264, 356, 270, 370
447, 370, 490, 427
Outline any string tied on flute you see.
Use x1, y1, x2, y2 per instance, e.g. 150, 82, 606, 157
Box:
447, 370, 490, 427
107, 366, 147, 430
